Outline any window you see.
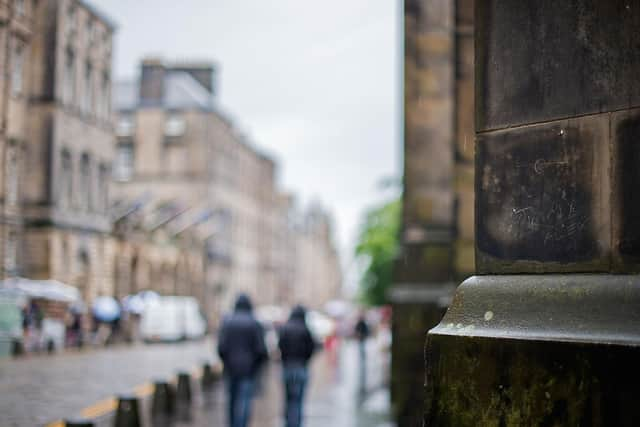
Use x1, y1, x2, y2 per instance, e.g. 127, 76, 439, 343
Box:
64, 49, 75, 105
15, 0, 25, 15
11, 40, 24, 96
101, 72, 110, 119
103, 30, 111, 56
84, 62, 93, 114
99, 163, 109, 213
80, 153, 90, 210
86, 18, 95, 46
61, 239, 69, 276
164, 115, 186, 138
114, 142, 134, 181
5, 230, 17, 275
66, 5, 76, 36
6, 145, 18, 206
116, 115, 134, 137
60, 149, 72, 207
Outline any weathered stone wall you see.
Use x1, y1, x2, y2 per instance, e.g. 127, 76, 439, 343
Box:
475, 0, 640, 274
393, 0, 475, 425
0, 0, 35, 277
425, 1, 640, 425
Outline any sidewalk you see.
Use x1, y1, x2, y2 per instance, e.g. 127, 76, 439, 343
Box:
0, 338, 216, 426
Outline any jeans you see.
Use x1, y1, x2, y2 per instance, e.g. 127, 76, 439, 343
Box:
225, 376, 255, 427
283, 364, 309, 427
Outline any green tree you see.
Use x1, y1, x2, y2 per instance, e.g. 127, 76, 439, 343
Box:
355, 198, 401, 306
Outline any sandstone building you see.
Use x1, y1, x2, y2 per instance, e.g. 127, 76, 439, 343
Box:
0, 0, 35, 279
111, 59, 342, 320
0, 1, 342, 320
291, 203, 341, 310
14, 0, 115, 303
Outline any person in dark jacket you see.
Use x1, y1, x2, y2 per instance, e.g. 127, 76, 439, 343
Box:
354, 313, 370, 391
217, 294, 268, 427
278, 305, 316, 427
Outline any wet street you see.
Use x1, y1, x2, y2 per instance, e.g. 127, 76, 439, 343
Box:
0, 337, 393, 427
243, 338, 393, 427
0, 339, 218, 426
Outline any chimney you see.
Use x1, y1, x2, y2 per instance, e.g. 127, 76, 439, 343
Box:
139, 58, 166, 106
170, 61, 217, 96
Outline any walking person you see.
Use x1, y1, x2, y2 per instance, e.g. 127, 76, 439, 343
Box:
278, 305, 316, 427
354, 313, 370, 391
217, 294, 268, 427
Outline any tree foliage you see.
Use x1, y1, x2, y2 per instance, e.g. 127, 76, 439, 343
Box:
355, 199, 401, 306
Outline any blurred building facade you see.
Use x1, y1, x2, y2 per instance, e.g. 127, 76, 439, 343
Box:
111, 58, 342, 320
291, 203, 342, 310
16, 0, 115, 304
0, 0, 34, 279
0, 2, 342, 321
390, 0, 474, 425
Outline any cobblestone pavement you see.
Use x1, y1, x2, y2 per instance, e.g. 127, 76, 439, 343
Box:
0, 339, 216, 427
0, 337, 393, 427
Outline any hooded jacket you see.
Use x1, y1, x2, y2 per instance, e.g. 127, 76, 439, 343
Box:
278, 306, 316, 365
217, 294, 268, 377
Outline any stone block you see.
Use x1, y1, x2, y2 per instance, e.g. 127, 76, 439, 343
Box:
394, 242, 453, 283
476, 115, 610, 273
476, 0, 640, 131
612, 108, 640, 272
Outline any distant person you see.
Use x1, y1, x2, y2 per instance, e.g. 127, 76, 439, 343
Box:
278, 305, 316, 427
355, 313, 370, 346
354, 313, 370, 391
22, 300, 43, 352
217, 294, 268, 427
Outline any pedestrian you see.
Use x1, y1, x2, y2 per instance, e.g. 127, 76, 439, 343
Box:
217, 294, 268, 427
278, 305, 316, 427
354, 313, 370, 391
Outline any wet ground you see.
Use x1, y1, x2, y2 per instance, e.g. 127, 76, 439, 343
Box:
242, 339, 393, 427
0, 339, 216, 426
0, 337, 393, 427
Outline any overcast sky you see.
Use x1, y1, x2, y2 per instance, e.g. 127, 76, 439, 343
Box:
92, 0, 401, 291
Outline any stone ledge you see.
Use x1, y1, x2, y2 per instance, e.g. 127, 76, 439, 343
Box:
429, 275, 640, 345
388, 283, 456, 305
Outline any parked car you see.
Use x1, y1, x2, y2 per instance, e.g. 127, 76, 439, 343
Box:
140, 296, 206, 342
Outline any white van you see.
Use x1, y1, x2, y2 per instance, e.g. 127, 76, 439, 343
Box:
140, 296, 207, 342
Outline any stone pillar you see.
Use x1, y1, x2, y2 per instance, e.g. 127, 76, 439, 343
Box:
391, 1, 460, 425
425, 1, 640, 425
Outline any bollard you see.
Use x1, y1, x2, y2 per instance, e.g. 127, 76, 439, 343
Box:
114, 394, 141, 427
176, 372, 192, 404
64, 419, 94, 427
151, 380, 175, 418
201, 362, 216, 390
175, 372, 193, 422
